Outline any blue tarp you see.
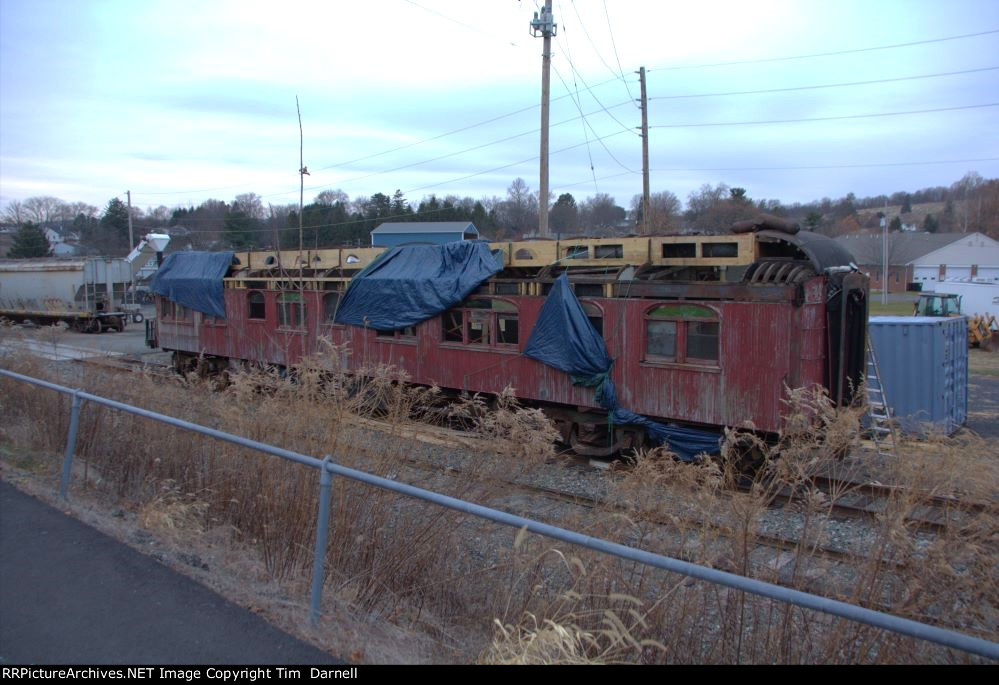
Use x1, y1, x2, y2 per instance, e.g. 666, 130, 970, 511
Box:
150, 251, 233, 319
334, 241, 503, 330
524, 274, 721, 461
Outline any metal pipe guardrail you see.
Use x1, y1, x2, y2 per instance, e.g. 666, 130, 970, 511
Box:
1, 366, 996, 661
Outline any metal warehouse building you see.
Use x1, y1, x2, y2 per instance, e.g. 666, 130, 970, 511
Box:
370, 221, 480, 248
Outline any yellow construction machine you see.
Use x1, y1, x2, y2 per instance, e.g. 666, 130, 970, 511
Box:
913, 291, 998, 350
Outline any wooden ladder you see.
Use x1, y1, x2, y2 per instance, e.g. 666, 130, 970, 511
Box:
865, 337, 897, 458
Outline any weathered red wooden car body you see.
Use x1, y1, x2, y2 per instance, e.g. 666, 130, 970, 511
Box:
151, 230, 868, 454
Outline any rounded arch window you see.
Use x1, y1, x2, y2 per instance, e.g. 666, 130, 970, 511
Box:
247, 291, 266, 320
580, 301, 604, 337
644, 303, 719, 365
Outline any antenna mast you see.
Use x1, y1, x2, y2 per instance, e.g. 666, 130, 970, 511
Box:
296, 95, 309, 282
530, 1, 556, 237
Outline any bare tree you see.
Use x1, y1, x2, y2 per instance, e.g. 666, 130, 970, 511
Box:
494, 178, 538, 238
315, 189, 349, 206
233, 193, 266, 221
2, 199, 25, 225
66, 202, 99, 219
144, 205, 172, 226
579, 194, 625, 235
22, 196, 68, 224
632, 190, 681, 233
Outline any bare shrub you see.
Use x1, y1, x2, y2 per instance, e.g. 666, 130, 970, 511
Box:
0, 348, 994, 663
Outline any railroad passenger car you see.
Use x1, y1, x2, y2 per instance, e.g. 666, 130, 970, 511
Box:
148, 227, 868, 457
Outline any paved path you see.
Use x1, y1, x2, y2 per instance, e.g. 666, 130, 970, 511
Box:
0, 481, 339, 665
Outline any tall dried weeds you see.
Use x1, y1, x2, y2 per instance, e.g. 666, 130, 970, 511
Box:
0, 339, 995, 663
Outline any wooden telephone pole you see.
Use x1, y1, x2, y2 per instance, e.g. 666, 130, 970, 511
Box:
530, 1, 556, 237
638, 67, 650, 235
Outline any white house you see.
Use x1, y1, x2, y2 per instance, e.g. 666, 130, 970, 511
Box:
910, 232, 999, 291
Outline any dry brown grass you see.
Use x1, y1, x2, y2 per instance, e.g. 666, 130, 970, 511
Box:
483, 386, 998, 664
0, 335, 996, 664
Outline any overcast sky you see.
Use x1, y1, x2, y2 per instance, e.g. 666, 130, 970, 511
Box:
1, 0, 997, 215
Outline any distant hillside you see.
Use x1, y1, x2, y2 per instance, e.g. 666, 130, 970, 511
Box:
855, 201, 954, 231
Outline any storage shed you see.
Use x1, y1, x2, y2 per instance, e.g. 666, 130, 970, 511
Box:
370, 221, 480, 248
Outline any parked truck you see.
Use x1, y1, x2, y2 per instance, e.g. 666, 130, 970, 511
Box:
913, 280, 999, 349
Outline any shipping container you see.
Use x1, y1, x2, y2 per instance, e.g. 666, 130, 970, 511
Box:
869, 316, 968, 435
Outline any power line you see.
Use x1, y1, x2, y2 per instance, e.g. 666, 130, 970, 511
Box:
601, 0, 637, 106
650, 103, 999, 129
553, 39, 637, 136
400, 128, 635, 195
649, 66, 999, 101
563, 0, 629, 89
314, 103, 542, 173
551, 18, 599, 192
136, 98, 995, 205
552, 64, 637, 174
650, 157, 999, 173
647, 29, 999, 72
401, 0, 520, 47
153, 155, 999, 236
260, 100, 636, 201
141, 155, 999, 231
133, 30, 998, 202
557, 0, 637, 108
141, 62, 995, 198
553, 157, 999, 192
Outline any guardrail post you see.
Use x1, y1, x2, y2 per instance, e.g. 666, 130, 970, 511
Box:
309, 455, 334, 625
59, 390, 83, 500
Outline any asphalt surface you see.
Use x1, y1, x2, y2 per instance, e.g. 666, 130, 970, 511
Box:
0, 481, 340, 665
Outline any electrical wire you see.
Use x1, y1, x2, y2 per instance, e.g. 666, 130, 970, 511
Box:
552, 63, 638, 174
552, 15, 600, 192
601, 0, 637, 105
134, 30, 998, 201
141, 154, 999, 234
647, 29, 999, 72
401, 0, 520, 47
649, 103, 999, 129
553, 38, 637, 136
564, 0, 635, 101
649, 66, 999, 101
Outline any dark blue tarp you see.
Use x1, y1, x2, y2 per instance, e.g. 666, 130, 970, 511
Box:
524, 274, 721, 461
334, 241, 503, 331
150, 251, 233, 319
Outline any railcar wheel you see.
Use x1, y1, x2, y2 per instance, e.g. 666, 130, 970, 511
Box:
722, 431, 769, 480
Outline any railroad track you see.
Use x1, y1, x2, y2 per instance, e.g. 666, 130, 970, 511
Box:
755, 472, 998, 536
23, 348, 995, 568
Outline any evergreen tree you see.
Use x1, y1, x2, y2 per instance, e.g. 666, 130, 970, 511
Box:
98, 197, 130, 253
224, 210, 257, 248
8, 221, 51, 258
549, 193, 579, 233
923, 214, 939, 233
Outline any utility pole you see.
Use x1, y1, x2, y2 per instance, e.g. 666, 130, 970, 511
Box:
637, 67, 650, 235
881, 199, 888, 305
530, 1, 556, 237
126, 190, 134, 249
